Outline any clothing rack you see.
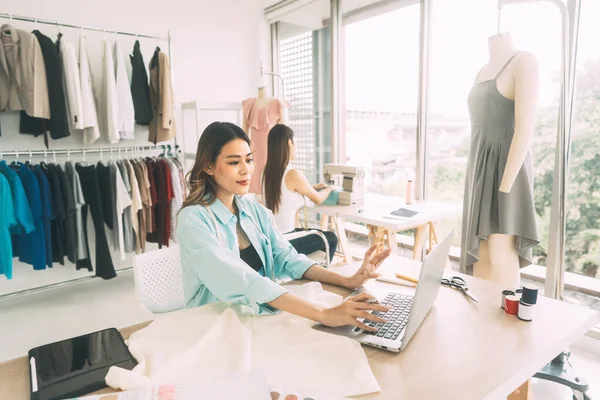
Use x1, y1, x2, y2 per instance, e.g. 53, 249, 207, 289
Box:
0, 145, 180, 159
0, 13, 170, 41
0, 13, 178, 148
0, 142, 181, 300
0, 268, 134, 301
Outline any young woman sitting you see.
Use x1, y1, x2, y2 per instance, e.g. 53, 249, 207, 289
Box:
176, 121, 390, 330
262, 124, 338, 263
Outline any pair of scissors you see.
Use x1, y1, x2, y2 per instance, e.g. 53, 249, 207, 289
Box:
441, 276, 479, 303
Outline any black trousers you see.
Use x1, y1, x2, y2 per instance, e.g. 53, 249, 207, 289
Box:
287, 228, 338, 263
76, 164, 116, 279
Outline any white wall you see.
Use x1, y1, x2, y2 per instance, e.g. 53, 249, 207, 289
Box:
0, 0, 271, 295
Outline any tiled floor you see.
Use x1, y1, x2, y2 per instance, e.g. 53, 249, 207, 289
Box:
0, 268, 598, 399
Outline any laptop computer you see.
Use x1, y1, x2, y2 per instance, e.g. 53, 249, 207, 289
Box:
314, 230, 454, 353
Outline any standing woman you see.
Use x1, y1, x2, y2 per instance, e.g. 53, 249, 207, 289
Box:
262, 124, 338, 262
176, 122, 390, 331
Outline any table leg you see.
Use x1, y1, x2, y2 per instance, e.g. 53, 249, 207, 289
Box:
428, 224, 433, 254
413, 224, 427, 261
320, 215, 329, 231
428, 222, 452, 268
507, 379, 532, 400
430, 222, 439, 245
387, 229, 398, 254
368, 225, 387, 254
332, 217, 352, 265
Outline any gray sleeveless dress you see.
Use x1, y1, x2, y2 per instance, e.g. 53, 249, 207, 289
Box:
460, 54, 539, 275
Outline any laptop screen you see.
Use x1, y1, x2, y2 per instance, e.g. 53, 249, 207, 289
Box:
400, 230, 454, 351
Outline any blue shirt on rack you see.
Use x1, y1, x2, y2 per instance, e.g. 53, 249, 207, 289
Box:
12, 162, 46, 271
0, 161, 34, 237
34, 165, 54, 268
0, 173, 16, 279
176, 195, 315, 315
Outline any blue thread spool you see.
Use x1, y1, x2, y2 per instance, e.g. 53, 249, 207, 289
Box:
521, 284, 538, 305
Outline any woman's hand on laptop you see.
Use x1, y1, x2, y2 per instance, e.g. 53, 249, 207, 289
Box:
319, 293, 389, 331
344, 244, 391, 290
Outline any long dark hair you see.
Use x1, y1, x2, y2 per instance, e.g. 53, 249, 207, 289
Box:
262, 124, 294, 213
182, 122, 251, 208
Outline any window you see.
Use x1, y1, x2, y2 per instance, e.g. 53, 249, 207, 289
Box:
343, 4, 420, 196
276, 1, 332, 184
427, 0, 497, 248
563, 0, 600, 311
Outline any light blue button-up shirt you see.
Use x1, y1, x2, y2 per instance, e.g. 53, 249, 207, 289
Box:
176, 195, 315, 315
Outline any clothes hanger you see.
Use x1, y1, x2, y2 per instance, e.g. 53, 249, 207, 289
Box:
497, 7, 502, 34
2, 14, 13, 35
43, 149, 47, 163
52, 150, 57, 164
67, 149, 71, 162
82, 149, 86, 162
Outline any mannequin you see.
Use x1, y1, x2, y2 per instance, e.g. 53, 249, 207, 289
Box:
242, 86, 288, 194
242, 87, 288, 132
460, 32, 540, 289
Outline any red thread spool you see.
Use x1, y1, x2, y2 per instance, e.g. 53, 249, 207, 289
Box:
504, 295, 519, 316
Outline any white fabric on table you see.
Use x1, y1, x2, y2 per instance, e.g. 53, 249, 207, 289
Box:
106, 282, 380, 398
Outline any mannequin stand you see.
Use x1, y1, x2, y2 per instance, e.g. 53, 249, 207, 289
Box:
534, 351, 592, 400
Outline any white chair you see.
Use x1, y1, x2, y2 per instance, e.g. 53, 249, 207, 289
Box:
133, 245, 185, 314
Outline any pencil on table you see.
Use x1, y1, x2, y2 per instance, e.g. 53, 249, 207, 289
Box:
395, 273, 419, 284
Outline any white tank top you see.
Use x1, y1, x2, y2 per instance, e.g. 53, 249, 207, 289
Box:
272, 168, 305, 234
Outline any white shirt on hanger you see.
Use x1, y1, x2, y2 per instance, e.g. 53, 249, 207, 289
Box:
60, 39, 84, 131
78, 36, 101, 144
100, 38, 120, 144
112, 162, 132, 261
114, 42, 135, 139
164, 158, 183, 242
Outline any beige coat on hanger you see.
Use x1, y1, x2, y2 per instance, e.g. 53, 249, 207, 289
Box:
148, 50, 176, 144
0, 24, 50, 119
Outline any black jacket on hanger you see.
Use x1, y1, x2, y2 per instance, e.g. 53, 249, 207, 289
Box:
43, 163, 66, 265
96, 162, 115, 230
55, 164, 78, 264
20, 31, 70, 147
76, 164, 116, 279
130, 40, 153, 125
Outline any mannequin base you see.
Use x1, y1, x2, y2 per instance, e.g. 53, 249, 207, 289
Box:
534, 352, 592, 400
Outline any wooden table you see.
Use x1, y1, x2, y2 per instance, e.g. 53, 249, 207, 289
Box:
306, 193, 460, 264
1, 256, 598, 400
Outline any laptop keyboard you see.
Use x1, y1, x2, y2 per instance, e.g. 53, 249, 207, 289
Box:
356, 293, 413, 340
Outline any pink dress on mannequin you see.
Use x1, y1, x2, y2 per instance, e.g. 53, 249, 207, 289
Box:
242, 97, 287, 194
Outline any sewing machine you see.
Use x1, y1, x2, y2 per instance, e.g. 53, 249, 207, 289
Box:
323, 164, 366, 205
